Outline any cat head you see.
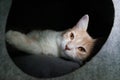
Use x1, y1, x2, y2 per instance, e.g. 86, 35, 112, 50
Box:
61, 14, 97, 62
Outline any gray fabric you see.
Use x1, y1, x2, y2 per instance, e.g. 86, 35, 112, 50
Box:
12, 54, 80, 78
0, 0, 120, 80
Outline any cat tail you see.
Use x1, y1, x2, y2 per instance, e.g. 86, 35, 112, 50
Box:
6, 30, 42, 54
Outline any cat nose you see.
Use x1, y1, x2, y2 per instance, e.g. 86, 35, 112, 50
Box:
65, 45, 71, 50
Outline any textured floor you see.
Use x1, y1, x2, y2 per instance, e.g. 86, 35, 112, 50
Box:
0, 0, 120, 80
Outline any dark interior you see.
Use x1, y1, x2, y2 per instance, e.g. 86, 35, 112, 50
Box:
6, 0, 114, 78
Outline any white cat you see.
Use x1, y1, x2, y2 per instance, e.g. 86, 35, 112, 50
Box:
6, 15, 97, 62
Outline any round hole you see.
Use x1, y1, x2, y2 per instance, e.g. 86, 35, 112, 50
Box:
6, 0, 114, 78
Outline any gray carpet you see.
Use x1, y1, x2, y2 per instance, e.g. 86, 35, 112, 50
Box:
0, 0, 120, 80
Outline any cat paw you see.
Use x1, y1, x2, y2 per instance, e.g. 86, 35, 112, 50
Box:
6, 30, 24, 45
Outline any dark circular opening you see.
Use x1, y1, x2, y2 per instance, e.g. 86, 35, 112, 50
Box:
6, 0, 114, 78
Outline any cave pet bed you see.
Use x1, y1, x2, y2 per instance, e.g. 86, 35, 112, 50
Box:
0, 0, 120, 80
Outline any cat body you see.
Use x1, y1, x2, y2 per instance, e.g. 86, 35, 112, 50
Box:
6, 15, 96, 62
6, 30, 62, 56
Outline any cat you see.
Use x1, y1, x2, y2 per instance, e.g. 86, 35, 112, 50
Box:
6, 14, 97, 63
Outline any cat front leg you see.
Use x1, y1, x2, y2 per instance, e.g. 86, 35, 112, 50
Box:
6, 30, 25, 45
6, 30, 42, 54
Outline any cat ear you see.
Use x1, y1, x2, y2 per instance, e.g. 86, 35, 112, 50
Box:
76, 14, 89, 30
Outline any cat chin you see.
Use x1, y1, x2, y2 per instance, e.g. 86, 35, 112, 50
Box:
62, 51, 83, 65
63, 51, 76, 59
64, 50, 83, 64
60, 50, 72, 59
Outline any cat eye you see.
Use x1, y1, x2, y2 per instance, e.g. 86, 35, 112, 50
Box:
70, 32, 74, 40
78, 47, 86, 52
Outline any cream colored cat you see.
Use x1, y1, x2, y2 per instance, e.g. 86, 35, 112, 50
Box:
6, 15, 96, 62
